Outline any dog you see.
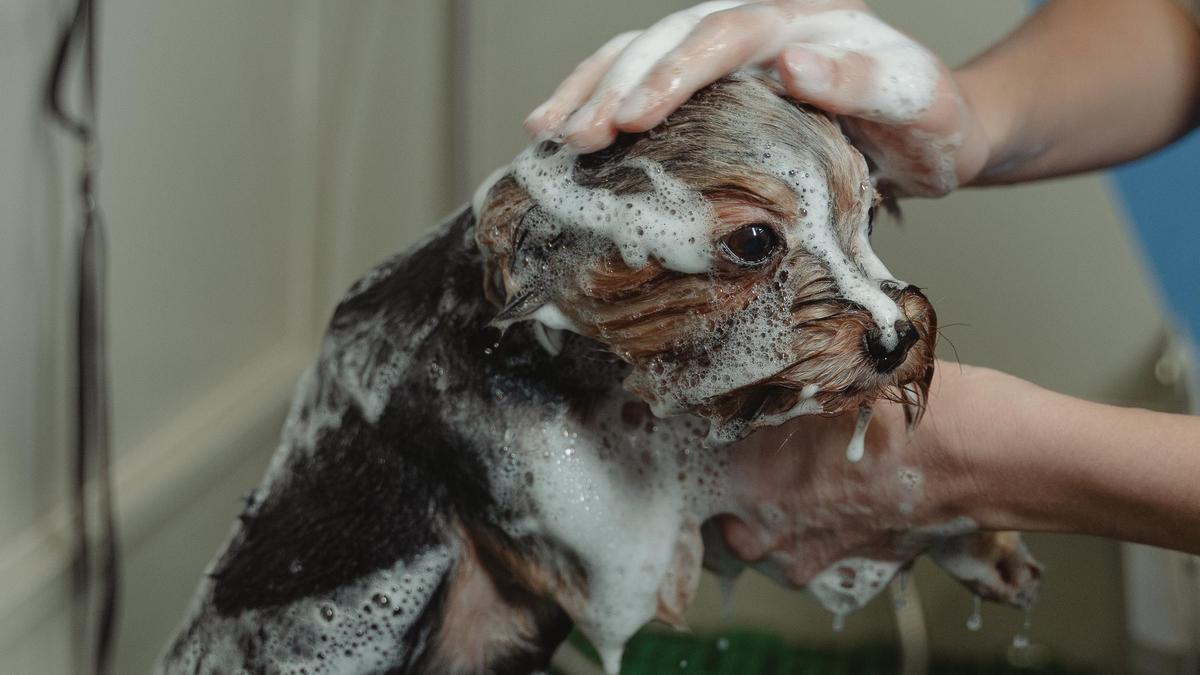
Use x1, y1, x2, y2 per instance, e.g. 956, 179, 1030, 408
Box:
160, 74, 1039, 675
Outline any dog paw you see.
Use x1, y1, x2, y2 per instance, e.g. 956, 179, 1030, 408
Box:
929, 531, 1041, 608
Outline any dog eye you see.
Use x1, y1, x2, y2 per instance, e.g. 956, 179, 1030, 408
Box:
719, 224, 779, 266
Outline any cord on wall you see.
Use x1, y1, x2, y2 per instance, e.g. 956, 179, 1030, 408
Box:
44, 0, 119, 673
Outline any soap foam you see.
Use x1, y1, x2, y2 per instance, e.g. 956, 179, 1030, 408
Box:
750, 139, 905, 348
601, 2, 939, 126
509, 144, 718, 273
809, 557, 905, 616
163, 547, 457, 675
579, 0, 745, 118
781, 10, 940, 124
507, 138, 906, 430
845, 406, 873, 462
478, 389, 735, 674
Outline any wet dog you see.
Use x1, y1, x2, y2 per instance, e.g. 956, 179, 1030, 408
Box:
161, 75, 1039, 675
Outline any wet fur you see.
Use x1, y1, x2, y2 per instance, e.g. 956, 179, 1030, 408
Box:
478, 77, 935, 431
163, 213, 593, 674
162, 77, 1022, 675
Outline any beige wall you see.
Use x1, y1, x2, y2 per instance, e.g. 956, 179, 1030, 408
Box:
0, 1, 454, 672
0, 1, 1182, 673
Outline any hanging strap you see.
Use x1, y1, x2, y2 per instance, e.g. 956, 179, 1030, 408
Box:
45, 1, 119, 673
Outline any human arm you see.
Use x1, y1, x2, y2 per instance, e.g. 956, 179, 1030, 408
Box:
958, 0, 1200, 185
524, 0, 1200, 196
922, 364, 1200, 549
718, 362, 1200, 583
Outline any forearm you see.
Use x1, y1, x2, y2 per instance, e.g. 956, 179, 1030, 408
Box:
933, 368, 1200, 553
954, 0, 1200, 185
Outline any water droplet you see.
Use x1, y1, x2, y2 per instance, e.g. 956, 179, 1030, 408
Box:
832, 613, 846, 632
966, 595, 983, 631
718, 575, 736, 619
372, 593, 390, 608
679, 659, 688, 669
1011, 605, 1033, 647
288, 559, 303, 575
716, 637, 730, 652
320, 605, 335, 621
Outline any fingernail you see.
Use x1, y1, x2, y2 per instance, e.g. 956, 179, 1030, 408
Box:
784, 45, 834, 96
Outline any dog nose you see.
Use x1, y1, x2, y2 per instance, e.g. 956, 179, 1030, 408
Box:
864, 320, 919, 374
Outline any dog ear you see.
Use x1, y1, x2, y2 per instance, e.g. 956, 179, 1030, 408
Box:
475, 176, 567, 330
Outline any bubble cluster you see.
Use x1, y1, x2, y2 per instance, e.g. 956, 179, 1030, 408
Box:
808, 557, 904, 617
750, 139, 906, 349
164, 548, 455, 674
478, 384, 734, 675
509, 144, 717, 274
789, 10, 941, 124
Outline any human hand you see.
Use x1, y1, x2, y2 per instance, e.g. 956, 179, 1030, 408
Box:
714, 363, 1041, 609
524, 1, 992, 197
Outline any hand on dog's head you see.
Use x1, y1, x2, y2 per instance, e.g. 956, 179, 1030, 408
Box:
476, 74, 936, 442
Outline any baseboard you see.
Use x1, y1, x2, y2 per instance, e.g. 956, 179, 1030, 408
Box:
0, 343, 311, 649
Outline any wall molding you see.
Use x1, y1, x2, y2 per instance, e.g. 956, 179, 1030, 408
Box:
0, 343, 310, 649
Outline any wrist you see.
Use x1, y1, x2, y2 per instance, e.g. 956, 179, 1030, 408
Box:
907, 364, 1044, 532
952, 64, 1030, 185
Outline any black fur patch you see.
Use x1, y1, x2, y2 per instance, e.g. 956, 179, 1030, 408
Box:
210, 210, 614, 616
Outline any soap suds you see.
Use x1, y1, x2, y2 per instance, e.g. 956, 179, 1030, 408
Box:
809, 557, 904, 616
750, 139, 905, 348
779, 10, 940, 124
498, 392, 735, 674
509, 144, 718, 273
845, 405, 873, 462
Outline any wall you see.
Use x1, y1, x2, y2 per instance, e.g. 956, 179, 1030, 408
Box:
0, 1, 454, 672
0, 1, 1180, 674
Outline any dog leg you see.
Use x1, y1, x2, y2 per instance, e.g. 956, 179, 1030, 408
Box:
929, 530, 1042, 608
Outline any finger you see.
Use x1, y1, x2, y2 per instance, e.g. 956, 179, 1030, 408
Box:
777, 44, 877, 116
612, 4, 786, 132
777, 41, 940, 125
562, 0, 744, 152
524, 31, 641, 139
560, 90, 623, 154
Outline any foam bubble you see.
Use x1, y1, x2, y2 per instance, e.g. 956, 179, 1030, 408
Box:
783, 10, 940, 124
751, 139, 906, 348
509, 144, 717, 274
845, 406, 873, 462
481, 387, 735, 674
809, 557, 904, 616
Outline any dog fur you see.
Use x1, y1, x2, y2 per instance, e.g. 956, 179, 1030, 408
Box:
160, 75, 1037, 675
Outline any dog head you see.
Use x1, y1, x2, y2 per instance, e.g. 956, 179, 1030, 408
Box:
475, 74, 936, 441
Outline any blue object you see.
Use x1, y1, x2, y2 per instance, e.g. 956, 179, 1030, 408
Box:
1109, 131, 1200, 345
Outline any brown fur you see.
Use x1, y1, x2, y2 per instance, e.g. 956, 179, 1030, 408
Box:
477, 75, 935, 435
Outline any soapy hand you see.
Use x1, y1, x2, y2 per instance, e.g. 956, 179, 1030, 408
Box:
715, 364, 1041, 609
523, 0, 990, 197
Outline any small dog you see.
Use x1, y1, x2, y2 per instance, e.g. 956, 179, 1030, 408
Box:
161, 75, 1039, 675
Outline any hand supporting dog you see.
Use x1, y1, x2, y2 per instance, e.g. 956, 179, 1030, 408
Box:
161, 75, 1038, 675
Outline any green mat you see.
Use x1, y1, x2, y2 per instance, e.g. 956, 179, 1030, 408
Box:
559, 629, 1098, 675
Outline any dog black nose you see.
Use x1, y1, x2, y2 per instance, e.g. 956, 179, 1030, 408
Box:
864, 320, 919, 374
